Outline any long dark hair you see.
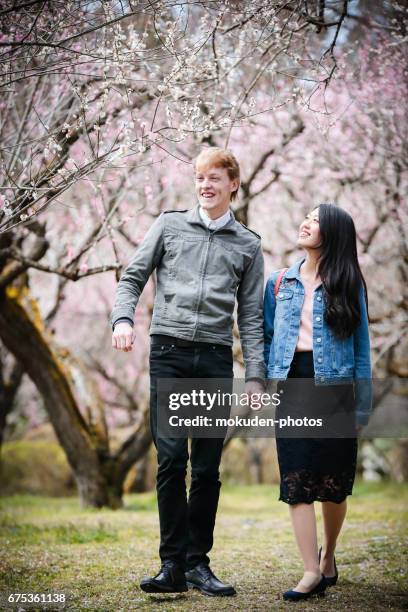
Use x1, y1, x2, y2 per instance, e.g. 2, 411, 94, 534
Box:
316, 203, 369, 339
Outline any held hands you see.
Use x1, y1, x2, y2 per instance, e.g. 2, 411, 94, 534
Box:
112, 322, 135, 352
245, 379, 266, 411
355, 424, 364, 436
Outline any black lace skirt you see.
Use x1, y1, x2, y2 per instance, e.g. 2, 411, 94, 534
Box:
276, 351, 358, 505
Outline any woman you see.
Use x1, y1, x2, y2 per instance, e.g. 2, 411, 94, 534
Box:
264, 203, 372, 601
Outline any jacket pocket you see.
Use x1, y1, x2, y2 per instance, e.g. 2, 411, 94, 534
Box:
275, 289, 294, 321
276, 289, 294, 300
165, 234, 207, 281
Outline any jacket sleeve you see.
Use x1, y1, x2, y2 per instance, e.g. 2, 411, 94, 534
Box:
113, 317, 134, 330
353, 282, 373, 426
263, 272, 279, 373
236, 242, 265, 381
109, 213, 165, 329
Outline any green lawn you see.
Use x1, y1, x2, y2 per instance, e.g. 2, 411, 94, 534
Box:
0, 481, 407, 611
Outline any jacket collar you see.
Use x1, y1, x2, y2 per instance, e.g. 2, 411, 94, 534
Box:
285, 258, 323, 289
284, 258, 305, 281
186, 204, 237, 232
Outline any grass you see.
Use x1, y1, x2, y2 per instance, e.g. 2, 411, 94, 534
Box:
0, 481, 407, 611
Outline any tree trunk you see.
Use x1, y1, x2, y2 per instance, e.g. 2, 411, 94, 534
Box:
244, 438, 264, 484
112, 408, 152, 496
0, 357, 24, 451
0, 284, 149, 507
131, 454, 151, 493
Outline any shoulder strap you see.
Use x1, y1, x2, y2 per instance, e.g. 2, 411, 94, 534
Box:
163, 209, 188, 214
238, 222, 261, 239
274, 268, 288, 297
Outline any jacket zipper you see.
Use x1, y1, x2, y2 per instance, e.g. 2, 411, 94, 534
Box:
192, 231, 213, 340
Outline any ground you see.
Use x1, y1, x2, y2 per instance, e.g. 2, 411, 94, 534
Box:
0, 481, 407, 611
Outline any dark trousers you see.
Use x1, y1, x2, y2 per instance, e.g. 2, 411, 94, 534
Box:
149, 335, 233, 570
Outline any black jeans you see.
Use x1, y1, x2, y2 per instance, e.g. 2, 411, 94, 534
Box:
149, 335, 233, 570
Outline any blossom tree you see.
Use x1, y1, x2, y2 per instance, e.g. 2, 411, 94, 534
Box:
0, 1, 357, 505
2, 0, 406, 502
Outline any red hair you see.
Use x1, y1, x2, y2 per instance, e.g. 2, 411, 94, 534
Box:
194, 147, 240, 200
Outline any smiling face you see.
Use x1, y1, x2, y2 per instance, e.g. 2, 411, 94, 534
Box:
195, 165, 239, 218
297, 208, 321, 250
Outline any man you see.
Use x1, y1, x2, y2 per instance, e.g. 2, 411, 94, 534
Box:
111, 147, 265, 596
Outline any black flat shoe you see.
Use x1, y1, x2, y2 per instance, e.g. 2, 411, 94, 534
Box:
283, 574, 327, 601
319, 546, 338, 586
140, 560, 188, 593
185, 563, 236, 596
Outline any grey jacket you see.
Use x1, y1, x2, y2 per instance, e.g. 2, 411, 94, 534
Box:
110, 205, 265, 380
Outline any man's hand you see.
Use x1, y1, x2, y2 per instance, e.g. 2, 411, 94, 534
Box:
245, 379, 265, 411
112, 322, 135, 352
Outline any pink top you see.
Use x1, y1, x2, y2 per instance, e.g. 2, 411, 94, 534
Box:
296, 275, 321, 352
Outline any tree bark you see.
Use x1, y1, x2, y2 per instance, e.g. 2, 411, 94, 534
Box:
130, 453, 151, 493
0, 357, 24, 451
0, 283, 149, 507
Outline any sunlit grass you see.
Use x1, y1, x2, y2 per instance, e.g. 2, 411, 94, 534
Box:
0, 480, 407, 611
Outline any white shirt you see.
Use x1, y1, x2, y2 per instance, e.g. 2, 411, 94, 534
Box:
199, 206, 231, 230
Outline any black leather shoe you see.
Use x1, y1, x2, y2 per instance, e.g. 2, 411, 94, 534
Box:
319, 546, 338, 586
185, 563, 236, 596
140, 561, 188, 593
283, 574, 327, 601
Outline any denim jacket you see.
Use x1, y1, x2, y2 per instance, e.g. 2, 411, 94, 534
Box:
264, 259, 372, 425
